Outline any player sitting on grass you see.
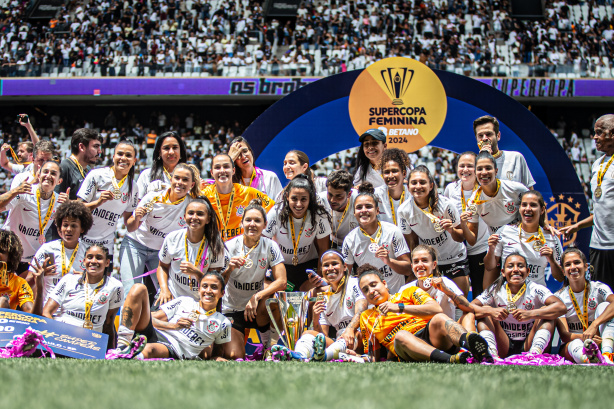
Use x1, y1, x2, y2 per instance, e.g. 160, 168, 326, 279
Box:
556, 247, 614, 364
272, 249, 368, 362
0, 230, 35, 313
109, 271, 230, 360
357, 264, 493, 363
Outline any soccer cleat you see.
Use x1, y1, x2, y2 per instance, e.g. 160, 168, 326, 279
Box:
466, 332, 494, 363
106, 335, 147, 360
338, 353, 365, 363
270, 345, 304, 361
312, 333, 326, 361
449, 351, 471, 364
583, 339, 610, 364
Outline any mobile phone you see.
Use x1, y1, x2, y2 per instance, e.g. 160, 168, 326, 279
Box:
15, 114, 28, 123
44, 253, 55, 267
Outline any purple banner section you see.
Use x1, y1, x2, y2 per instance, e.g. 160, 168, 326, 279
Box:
0, 77, 319, 97
1, 77, 613, 98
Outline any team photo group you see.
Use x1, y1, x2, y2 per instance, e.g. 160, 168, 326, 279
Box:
1, 112, 614, 366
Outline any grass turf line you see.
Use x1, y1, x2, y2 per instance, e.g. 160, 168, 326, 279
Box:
0, 360, 611, 409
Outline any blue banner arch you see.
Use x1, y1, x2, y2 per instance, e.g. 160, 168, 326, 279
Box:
243, 65, 591, 272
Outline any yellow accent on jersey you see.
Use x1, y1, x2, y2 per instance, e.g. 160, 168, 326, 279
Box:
360, 286, 432, 356
0, 273, 34, 309
202, 183, 274, 241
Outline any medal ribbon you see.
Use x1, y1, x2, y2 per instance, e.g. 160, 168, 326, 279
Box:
9, 146, 31, 165
388, 189, 405, 225
460, 185, 478, 212
419, 205, 441, 228
185, 234, 207, 290
242, 239, 260, 261
243, 167, 263, 189
569, 282, 590, 330
419, 274, 434, 282
359, 222, 383, 245
506, 282, 527, 308
61, 241, 79, 276
333, 198, 351, 243
0, 261, 8, 286
190, 307, 217, 319
596, 154, 614, 192
162, 189, 187, 205
519, 225, 546, 247
36, 188, 55, 238
290, 215, 307, 261
110, 167, 128, 190
84, 274, 105, 325
213, 187, 235, 240
163, 166, 172, 183
70, 155, 85, 178
472, 179, 501, 205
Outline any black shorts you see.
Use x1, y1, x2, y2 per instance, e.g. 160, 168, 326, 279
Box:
505, 335, 526, 356
402, 321, 459, 359
467, 252, 486, 299
139, 316, 180, 359
590, 248, 614, 291
283, 259, 319, 291
223, 310, 270, 334
440, 258, 470, 279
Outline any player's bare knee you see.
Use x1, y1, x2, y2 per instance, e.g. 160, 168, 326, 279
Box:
0, 296, 10, 309
128, 283, 148, 299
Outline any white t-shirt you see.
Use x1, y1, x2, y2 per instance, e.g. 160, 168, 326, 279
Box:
242, 168, 283, 201
443, 180, 489, 255
50, 274, 124, 333
341, 221, 410, 294
135, 167, 171, 202
556, 281, 613, 333
468, 179, 528, 234
263, 205, 332, 265
318, 276, 365, 335
127, 191, 193, 250
494, 225, 563, 286
590, 154, 614, 249
397, 195, 467, 265
10, 163, 25, 175
400, 277, 463, 319
3, 185, 61, 261
353, 165, 385, 189
77, 167, 139, 255
495, 150, 535, 188
477, 280, 553, 340
157, 297, 231, 360
374, 185, 410, 226
10, 164, 35, 190
318, 190, 359, 248
159, 229, 229, 300
30, 239, 87, 305
222, 235, 284, 313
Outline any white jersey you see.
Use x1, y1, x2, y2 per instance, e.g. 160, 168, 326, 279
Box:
556, 281, 613, 333
341, 221, 410, 294
49, 274, 124, 333
10, 165, 35, 190
136, 167, 171, 201
241, 168, 283, 200
495, 150, 535, 188
222, 235, 284, 313
443, 180, 488, 255
157, 297, 231, 360
400, 277, 463, 319
318, 276, 365, 335
397, 195, 467, 265
263, 205, 331, 265
477, 280, 553, 340
318, 190, 359, 248
77, 167, 139, 255
468, 179, 528, 234
10, 163, 25, 175
590, 154, 614, 249
159, 229, 229, 300
127, 190, 193, 250
3, 185, 61, 262
494, 225, 563, 286
374, 185, 410, 226
30, 239, 87, 305
353, 166, 385, 189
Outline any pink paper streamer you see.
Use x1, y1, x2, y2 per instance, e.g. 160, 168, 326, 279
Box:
105, 336, 147, 360
0, 327, 55, 359
468, 352, 573, 366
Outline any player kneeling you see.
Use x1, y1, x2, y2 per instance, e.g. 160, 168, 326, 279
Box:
109, 271, 230, 360
357, 265, 493, 363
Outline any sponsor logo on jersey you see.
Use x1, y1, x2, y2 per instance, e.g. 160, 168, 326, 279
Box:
207, 319, 220, 334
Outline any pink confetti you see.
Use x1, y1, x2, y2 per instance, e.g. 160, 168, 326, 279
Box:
0, 327, 55, 359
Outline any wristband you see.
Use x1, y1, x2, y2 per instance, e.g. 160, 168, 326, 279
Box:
398, 303, 405, 313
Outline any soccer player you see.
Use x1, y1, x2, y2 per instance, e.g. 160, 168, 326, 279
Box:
264, 174, 331, 291
318, 170, 358, 249
353, 129, 386, 188
222, 199, 287, 359
156, 198, 228, 304
282, 150, 327, 196
202, 154, 274, 241
78, 141, 139, 267
374, 148, 410, 226
10, 140, 57, 190
484, 190, 563, 288
470, 253, 566, 359
358, 264, 492, 363
1, 141, 33, 175
342, 182, 412, 294
228, 136, 283, 200
556, 248, 614, 364
135, 131, 187, 201
110, 271, 231, 360
0, 231, 35, 314
473, 115, 535, 188
398, 166, 472, 295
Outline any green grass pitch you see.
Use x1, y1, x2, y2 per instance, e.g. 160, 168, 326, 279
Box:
0, 360, 611, 409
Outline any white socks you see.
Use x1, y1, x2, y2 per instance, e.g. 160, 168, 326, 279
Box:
529, 329, 551, 354
479, 330, 499, 358
294, 333, 316, 359
596, 303, 614, 354
324, 338, 347, 361
260, 329, 271, 349
568, 339, 589, 363
117, 324, 135, 347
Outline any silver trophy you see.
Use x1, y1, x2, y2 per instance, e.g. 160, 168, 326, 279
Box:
266, 291, 309, 350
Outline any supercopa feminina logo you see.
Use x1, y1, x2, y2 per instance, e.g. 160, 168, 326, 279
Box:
381, 67, 414, 106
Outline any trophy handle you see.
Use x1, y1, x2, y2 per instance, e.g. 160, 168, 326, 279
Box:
265, 297, 290, 350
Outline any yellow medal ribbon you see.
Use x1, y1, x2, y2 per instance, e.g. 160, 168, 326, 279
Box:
213, 187, 235, 240
595, 154, 614, 197
110, 167, 128, 189
188, 307, 217, 321
8, 146, 31, 165
36, 188, 55, 242
70, 155, 85, 179
460, 184, 478, 212
418, 205, 443, 232
359, 222, 383, 245
163, 166, 172, 183
289, 215, 307, 266
161, 189, 187, 205
492, 150, 503, 159
519, 225, 546, 251
185, 234, 207, 290
61, 241, 79, 276
569, 282, 590, 331
242, 169, 257, 187
84, 273, 105, 329
332, 198, 351, 243
388, 189, 405, 225
472, 179, 501, 205
242, 239, 260, 260
0, 261, 8, 286
506, 282, 527, 311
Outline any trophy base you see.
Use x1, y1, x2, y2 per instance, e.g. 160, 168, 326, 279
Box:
392, 99, 403, 105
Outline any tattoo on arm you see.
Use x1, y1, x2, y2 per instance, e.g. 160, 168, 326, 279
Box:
450, 294, 472, 308
348, 300, 368, 331
121, 306, 134, 328
444, 319, 466, 345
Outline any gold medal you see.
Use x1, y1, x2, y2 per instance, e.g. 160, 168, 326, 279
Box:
83, 319, 94, 330
360, 223, 383, 254
433, 220, 444, 233
478, 140, 491, 151
144, 200, 155, 213
507, 302, 516, 312
292, 255, 298, 266
595, 186, 602, 198
532, 241, 544, 252
368, 243, 380, 253
467, 203, 477, 214
243, 258, 254, 269
289, 215, 306, 267
506, 282, 526, 313
241, 239, 259, 270
38, 235, 46, 245
595, 154, 614, 200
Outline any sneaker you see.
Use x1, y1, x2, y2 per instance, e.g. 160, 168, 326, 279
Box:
466, 332, 494, 363
338, 352, 365, 363
449, 351, 471, 364
312, 333, 326, 361
106, 335, 147, 360
271, 345, 305, 361
583, 339, 609, 364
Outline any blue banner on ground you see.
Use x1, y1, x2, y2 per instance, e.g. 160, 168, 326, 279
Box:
0, 309, 108, 359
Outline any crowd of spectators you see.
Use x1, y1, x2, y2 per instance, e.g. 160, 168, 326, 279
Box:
0, 0, 613, 78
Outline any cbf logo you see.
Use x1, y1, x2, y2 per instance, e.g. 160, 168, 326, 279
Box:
381, 67, 414, 106
546, 194, 581, 247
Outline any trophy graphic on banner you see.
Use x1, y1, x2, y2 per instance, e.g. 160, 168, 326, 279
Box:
265, 291, 309, 350
380, 67, 414, 106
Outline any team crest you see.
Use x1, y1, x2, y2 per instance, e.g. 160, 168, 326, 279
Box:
207, 319, 220, 333
259, 257, 267, 269
304, 226, 315, 238
522, 300, 534, 310
506, 171, 514, 180
504, 201, 516, 214
179, 217, 187, 227
346, 296, 354, 310
546, 194, 582, 247
98, 293, 109, 305
236, 206, 245, 217
121, 192, 129, 203
588, 298, 598, 310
